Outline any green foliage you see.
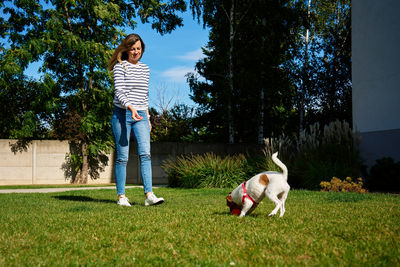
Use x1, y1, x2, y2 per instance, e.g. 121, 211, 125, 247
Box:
149, 104, 228, 143
163, 153, 251, 188
150, 104, 195, 142
0, 44, 60, 139
289, 0, 352, 129
245, 151, 282, 175
163, 147, 287, 189
1, 0, 186, 183
188, 0, 300, 142
189, 0, 352, 143
290, 143, 357, 189
0, 188, 399, 266
264, 120, 363, 189
366, 157, 400, 193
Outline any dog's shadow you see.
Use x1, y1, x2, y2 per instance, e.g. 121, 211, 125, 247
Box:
212, 211, 263, 218
52, 195, 116, 204
213, 211, 231, 216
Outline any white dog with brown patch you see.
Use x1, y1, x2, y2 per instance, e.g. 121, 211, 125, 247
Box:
226, 152, 290, 218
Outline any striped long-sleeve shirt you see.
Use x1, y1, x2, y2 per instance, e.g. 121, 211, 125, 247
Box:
113, 60, 150, 110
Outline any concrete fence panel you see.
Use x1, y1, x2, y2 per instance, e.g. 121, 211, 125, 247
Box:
0, 140, 33, 185
0, 140, 263, 185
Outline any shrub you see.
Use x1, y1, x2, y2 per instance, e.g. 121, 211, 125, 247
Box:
163, 121, 364, 190
264, 120, 364, 189
246, 150, 283, 175
320, 177, 368, 193
366, 157, 400, 193
162, 153, 250, 188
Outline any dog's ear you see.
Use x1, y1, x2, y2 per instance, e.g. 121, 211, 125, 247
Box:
259, 174, 269, 186
226, 195, 233, 202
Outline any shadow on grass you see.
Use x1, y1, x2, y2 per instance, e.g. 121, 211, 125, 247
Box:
213, 211, 231, 216
212, 211, 263, 218
53, 195, 116, 204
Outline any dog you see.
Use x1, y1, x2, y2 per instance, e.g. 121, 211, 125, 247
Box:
226, 152, 290, 218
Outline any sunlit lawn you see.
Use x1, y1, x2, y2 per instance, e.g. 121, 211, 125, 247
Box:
0, 188, 399, 266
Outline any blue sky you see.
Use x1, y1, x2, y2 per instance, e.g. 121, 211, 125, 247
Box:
17, 10, 209, 111
132, 12, 209, 110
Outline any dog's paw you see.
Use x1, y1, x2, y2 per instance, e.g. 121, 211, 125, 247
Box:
268, 213, 276, 217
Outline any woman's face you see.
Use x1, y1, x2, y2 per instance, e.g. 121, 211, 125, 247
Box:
127, 41, 142, 64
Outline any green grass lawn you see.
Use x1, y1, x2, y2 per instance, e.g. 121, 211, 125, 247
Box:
0, 188, 399, 266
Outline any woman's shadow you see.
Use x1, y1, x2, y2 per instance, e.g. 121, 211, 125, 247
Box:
53, 195, 116, 204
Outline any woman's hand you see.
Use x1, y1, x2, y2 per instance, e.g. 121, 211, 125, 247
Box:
127, 105, 143, 121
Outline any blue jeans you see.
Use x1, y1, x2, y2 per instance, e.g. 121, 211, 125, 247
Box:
111, 106, 152, 195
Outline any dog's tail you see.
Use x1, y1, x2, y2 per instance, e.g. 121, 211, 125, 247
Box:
272, 152, 288, 181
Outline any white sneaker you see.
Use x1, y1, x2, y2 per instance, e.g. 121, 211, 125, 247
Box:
117, 196, 131, 207
145, 192, 164, 206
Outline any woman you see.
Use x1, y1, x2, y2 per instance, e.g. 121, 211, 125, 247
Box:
108, 34, 164, 207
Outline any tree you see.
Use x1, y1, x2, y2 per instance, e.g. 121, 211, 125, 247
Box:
288, 0, 352, 131
190, 0, 255, 144
150, 104, 196, 142
297, 0, 312, 135
1, 0, 186, 183
313, 0, 352, 125
189, 0, 300, 143
0, 1, 59, 141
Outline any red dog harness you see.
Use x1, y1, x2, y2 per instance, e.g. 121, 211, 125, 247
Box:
241, 182, 258, 207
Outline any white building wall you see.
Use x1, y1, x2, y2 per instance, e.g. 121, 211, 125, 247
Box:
352, 0, 400, 167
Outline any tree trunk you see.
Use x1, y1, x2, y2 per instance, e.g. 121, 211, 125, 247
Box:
258, 88, 264, 144
77, 73, 93, 184
73, 64, 90, 184
223, 0, 253, 143
227, 0, 235, 144
80, 142, 89, 184
299, 0, 312, 139
73, 142, 89, 184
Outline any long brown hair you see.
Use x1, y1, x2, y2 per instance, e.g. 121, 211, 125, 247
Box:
107, 34, 146, 71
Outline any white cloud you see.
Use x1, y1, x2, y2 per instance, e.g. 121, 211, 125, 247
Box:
176, 48, 204, 61
160, 66, 196, 83
157, 49, 204, 84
